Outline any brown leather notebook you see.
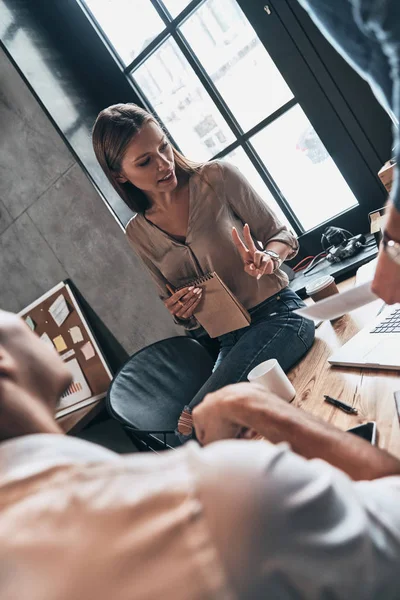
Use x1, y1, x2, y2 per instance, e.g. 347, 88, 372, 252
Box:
178, 272, 251, 338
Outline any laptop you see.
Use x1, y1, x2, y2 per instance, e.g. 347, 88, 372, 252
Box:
329, 303, 400, 370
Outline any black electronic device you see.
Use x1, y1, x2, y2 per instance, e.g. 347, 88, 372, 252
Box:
321, 227, 366, 264
347, 422, 377, 445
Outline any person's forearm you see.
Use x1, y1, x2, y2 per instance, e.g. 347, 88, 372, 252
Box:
264, 240, 292, 261
231, 394, 400, 480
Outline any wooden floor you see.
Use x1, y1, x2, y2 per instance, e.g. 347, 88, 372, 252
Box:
289, 278, 400, 458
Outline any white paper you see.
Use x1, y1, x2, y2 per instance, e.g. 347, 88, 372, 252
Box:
40, 332, 54, 348
58, 358, 91, 409
60, 348, 75, 361
355, 258, 378, 285
294, 281, 379, 321
69, 325, 84, 344
49, 294, 69, 327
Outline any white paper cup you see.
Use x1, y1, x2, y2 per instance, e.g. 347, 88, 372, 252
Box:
247, 359, 296, 402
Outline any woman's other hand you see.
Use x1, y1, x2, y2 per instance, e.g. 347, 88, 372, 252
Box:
163, 286, 202, 320
232, 223, 274, 279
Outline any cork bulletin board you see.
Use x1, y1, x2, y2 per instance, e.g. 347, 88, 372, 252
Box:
19, 281, 113, 418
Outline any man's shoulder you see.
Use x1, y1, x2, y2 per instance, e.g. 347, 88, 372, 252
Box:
0, 438, 234, 600
0, 434, 118, 486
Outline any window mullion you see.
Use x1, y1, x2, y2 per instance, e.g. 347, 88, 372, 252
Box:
172, 28, 244, 140
242, 144, 304, 235
124, 28, 171, 73
148, 0, 172, 25
127, 77, 184, 154
150, 0, 207, 26
241, 99, 298, 143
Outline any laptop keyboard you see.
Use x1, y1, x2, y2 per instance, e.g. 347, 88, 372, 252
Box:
371, 308, 400, 334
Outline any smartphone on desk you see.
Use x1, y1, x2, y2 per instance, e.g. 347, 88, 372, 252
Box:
347, 422, 377, 445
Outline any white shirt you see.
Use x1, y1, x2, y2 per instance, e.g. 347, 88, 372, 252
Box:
1, 435, 400, 599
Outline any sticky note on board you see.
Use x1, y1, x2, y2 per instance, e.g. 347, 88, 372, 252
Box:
53, 335, 68, 353
81, 340, 95, 360
69, 326, 84, 344
49, 294, 70, 327
25, 316, 35, 331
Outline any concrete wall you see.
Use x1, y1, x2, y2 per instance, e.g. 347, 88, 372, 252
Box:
0, 49, 180, 354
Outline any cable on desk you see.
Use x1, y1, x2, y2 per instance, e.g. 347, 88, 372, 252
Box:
303, 251, 329, 276
292, 256, 315, 273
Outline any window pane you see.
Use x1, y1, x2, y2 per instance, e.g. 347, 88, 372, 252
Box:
132, 38, 235, 161
180, 0, 294, 132
162, 0, 191, 18
84, 0, 164, 65
223, 148, 294, 232
251, 105, 358, 231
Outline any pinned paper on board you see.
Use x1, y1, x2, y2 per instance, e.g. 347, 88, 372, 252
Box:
25, 316, 35, 331
58, 358, 92, 409
69, 325, 84, 344
81, 340, 96, 361
53, 334, 68, 353
49, 294, 70, 327
40, 332, 54, 348
61, 348, 75, 361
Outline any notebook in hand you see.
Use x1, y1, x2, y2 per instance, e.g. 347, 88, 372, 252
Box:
178, 272, 251, 338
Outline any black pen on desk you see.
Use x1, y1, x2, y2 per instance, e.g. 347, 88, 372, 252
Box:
324, 395, 358, 415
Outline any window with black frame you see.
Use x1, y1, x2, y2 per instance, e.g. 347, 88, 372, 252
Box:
81, 0, 360, 236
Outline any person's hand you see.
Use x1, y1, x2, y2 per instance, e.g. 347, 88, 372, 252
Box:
192, 382, 289, 445
164, 286, 202, 320
372, 245, 400, 305
232, 223, 274, 279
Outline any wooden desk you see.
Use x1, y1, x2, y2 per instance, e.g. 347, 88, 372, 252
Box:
289, 278, 400, 458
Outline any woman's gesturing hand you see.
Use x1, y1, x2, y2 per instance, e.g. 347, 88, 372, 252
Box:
232, 223, 274, 279
163, 286, 202, 321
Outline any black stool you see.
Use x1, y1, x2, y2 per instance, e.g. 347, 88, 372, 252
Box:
107, 336, 214, 451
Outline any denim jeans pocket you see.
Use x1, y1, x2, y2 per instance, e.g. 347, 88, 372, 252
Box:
280, 295, 306, 312
296, 315, 315, 350
280, 294, 314, 350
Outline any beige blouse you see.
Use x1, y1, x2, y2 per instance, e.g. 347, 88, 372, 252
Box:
126, 161, 298, 328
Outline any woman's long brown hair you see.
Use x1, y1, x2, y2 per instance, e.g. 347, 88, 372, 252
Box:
92, 103, 203, 213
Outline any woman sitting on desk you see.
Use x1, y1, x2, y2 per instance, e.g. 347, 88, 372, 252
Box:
92, 103, 315, 440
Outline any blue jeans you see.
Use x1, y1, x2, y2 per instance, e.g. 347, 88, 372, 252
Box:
187, 287, 315, 412
297, 0, 400, 209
